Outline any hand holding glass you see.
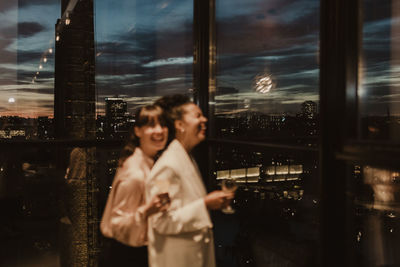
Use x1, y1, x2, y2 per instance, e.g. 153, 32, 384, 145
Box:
221, 179, 238, 214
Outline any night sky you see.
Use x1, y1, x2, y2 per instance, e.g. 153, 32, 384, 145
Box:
0, 0, 398, 117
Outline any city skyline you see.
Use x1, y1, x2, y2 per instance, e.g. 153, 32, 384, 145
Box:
0, 0, 399, 117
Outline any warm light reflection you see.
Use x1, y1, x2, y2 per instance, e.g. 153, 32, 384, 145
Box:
253, 72, 275, 94
364, 166, 400, 204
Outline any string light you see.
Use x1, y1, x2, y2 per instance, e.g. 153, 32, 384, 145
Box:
43, 57, 47, 63
65, 12, 71, 25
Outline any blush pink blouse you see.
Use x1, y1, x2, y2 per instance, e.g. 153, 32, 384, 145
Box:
100, 147, 154, 247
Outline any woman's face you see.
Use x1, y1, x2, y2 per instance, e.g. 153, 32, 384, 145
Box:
176, 103, 208, 148
135, 118, 168, 157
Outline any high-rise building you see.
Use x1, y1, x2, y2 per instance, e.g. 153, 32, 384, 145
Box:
105, 97, 128, 138
301, 101, 318, 119
54, 0, 96, 140
54, 0, 98, 266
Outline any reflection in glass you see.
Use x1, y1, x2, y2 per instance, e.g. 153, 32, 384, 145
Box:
359, 0, 400, 141
95, 0, 194, 138
0, 0, 59, 139
212, 0, 320, 145
349, 165, 400, 266
211, 144, 319, 266
0, 0, 194, 265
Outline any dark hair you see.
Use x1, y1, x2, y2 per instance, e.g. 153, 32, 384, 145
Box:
154, 94, 192, 142
118, 104, 166, 166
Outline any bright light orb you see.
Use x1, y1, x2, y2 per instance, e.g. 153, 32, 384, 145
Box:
8, 97, 15, 103
253, 73, 275, 94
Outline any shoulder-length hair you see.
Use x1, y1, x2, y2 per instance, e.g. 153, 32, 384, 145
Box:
118, 104, 166, 166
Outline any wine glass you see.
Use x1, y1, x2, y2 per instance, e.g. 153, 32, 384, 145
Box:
221, 179, 238, 214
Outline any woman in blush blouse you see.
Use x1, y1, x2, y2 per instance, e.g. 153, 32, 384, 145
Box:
146, 95, 234, 267
100, 105, 171, 267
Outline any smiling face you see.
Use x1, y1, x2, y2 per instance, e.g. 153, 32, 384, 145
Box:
175, 103, 207, 151
135, 117, 168, 158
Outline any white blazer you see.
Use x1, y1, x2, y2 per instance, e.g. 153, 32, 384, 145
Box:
100, 147, 153, 247
146, 139, 216, 267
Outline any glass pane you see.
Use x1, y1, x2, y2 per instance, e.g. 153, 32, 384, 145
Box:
1, 0, 193, 265
0, 0, 60, 139
359, 0, 400, 141
210, 144, 320, 266
347, 165, 400, 266
0, 143, 123, 266
95, 0, 193, 140
211, 0, 320, 146
0, 0, 193, 141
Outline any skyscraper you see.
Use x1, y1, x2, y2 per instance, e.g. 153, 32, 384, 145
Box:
54, 0, 96, 140
54, 0, 98, 266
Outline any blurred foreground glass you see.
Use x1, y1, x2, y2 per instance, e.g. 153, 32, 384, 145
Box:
221, 179, 238, 214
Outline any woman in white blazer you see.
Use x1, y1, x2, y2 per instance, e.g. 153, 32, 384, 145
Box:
100, 105, 171, 267
146, 95, 233, 267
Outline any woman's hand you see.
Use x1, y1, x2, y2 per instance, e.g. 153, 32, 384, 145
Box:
144, 193, 171, 218
204, 190, 234, 210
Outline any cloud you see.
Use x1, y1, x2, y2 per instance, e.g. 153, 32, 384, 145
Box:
143, 57, 192, 68
0, 1, 17, 12
18, 0, 57, 8
18, 22, 46, 37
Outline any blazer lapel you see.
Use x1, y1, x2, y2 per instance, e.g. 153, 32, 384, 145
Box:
170, 140, 207, 198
